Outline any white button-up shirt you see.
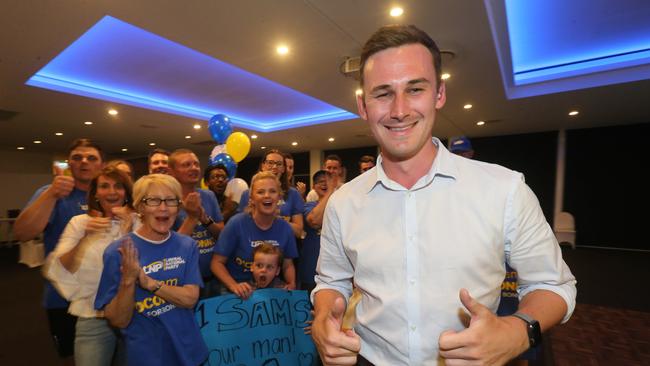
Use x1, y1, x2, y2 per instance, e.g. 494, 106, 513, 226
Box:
313, 138, 576, 365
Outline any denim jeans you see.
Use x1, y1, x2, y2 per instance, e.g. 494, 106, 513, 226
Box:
74, 317, 124, 366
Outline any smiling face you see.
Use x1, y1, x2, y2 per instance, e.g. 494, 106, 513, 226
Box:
149, 153, 169, 174
170, 152, 201, 186
261, 152, 285, 177
68, 146, 103, 184
357, 43, 446, 163
324, 159, 342, 178
250, 177, 280, 217
313, 174, 329, 198
251, 252, 281, 288
138, 184, 179, 240
95, 175, 126, 216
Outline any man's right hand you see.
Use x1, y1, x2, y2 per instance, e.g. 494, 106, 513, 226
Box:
311, 296, 361, 366
47, 174, 75, 199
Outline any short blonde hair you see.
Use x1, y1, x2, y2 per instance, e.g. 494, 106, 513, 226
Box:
246, 171, 283, 214
133, 174, 182, 212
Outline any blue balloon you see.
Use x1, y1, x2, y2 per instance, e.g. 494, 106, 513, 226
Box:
209, 153, 237, 179
208, 114, 233, 144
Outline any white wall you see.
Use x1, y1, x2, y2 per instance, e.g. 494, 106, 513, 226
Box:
0, 150, 54, 217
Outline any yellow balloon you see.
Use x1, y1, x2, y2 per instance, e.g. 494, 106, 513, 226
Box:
225, 132, 251, 163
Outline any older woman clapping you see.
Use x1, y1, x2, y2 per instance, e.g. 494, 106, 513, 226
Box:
45, 166, 134, 366
94, 174, 207, 366
212, 171, 298, 299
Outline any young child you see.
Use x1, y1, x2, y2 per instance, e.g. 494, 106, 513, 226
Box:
250, 242, 286, 289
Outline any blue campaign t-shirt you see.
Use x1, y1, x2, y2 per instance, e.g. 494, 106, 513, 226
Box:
238, 186, 305, 221
26, 185, 88, 308
299, 201, 321, 285
174, 189, 224, 278
214, 213, 298, 282
95, 232, 207, 366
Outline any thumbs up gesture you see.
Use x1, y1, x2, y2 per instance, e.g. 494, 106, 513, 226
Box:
311, 291, 361, 366
48, 164, 75, 199
438, 289, 529, 365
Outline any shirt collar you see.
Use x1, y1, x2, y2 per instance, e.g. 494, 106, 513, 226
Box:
364, 137, 459, 193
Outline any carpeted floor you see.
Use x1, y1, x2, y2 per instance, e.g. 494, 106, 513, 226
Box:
549, 303, 650, 365
0, 244, 648, 365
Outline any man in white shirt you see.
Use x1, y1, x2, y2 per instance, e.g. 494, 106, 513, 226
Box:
310, 25, 576, 366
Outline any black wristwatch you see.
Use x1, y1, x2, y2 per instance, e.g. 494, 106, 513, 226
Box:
511, 312, 542, 348
201, 216, 215, 227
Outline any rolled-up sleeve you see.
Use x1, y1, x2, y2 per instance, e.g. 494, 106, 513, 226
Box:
311, 193, 354, 304
504, 176, 577, 323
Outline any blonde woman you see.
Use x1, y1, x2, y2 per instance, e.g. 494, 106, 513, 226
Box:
94, 174, 207, 366
211, 171, 298, 299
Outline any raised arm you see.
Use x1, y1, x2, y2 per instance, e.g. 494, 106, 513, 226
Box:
104, 238, 140, 328
14, 175, 75, 241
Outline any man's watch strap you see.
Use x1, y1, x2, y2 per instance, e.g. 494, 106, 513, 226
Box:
511, 312, 542, 348
201, 216, 215, 227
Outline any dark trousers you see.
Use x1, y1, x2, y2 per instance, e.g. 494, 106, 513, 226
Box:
46, 308, 77, 358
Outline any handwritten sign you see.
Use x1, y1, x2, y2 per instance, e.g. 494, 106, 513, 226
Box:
195, 289, 317, 366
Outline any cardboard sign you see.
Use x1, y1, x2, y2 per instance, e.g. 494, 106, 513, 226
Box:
196, 289, 317, 366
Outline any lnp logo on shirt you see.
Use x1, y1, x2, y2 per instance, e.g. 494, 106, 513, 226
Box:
142, 256, 186, 274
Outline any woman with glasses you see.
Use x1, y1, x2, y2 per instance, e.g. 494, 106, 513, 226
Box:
45, 166, 135, 366
238, 149, 305, 238
212, 171, 299, 299
94, 174, 207, 366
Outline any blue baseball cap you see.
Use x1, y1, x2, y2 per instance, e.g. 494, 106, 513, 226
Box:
449, 136, 473, 153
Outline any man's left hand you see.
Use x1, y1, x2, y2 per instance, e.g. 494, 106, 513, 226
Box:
438, 288, 529, 365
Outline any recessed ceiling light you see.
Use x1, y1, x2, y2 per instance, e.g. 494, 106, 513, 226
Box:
291, 141, 298, 146
17, 146, 25, 150
55, 132, 63, 136
84, 121, 93, 125
568, 110, 579, 116
328, 137, 335, 142
193, 123, 201, 130
149, 142, 156, 146
261, 146, 267, 150
276, 45, 289, 55
33, 140, 42, 144
251, 135, 258, 139
463, 104, 473, 109
390, 7, 404, 17
355, 88, 363, 96
121, 148, 128, 152
108, 109, 118, 115
441, 73, 451, 80
477, 121, 485, 126
185, 135, 191, 139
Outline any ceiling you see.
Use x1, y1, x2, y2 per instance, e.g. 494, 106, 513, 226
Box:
2, 0, 650, 161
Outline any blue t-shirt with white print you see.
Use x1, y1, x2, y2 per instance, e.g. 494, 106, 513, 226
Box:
214, 213, 297, 282
95, 232, 207, 366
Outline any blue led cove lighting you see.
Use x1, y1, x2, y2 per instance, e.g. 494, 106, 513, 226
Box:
26, 16, 357, 132
505, 0, 650, 86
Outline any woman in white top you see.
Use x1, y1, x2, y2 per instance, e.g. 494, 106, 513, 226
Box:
45, 166, 135, 366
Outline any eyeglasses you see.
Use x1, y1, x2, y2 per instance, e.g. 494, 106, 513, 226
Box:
209, 175, 228, 182
141, 197, 181, 207
264, 160, 284, 167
